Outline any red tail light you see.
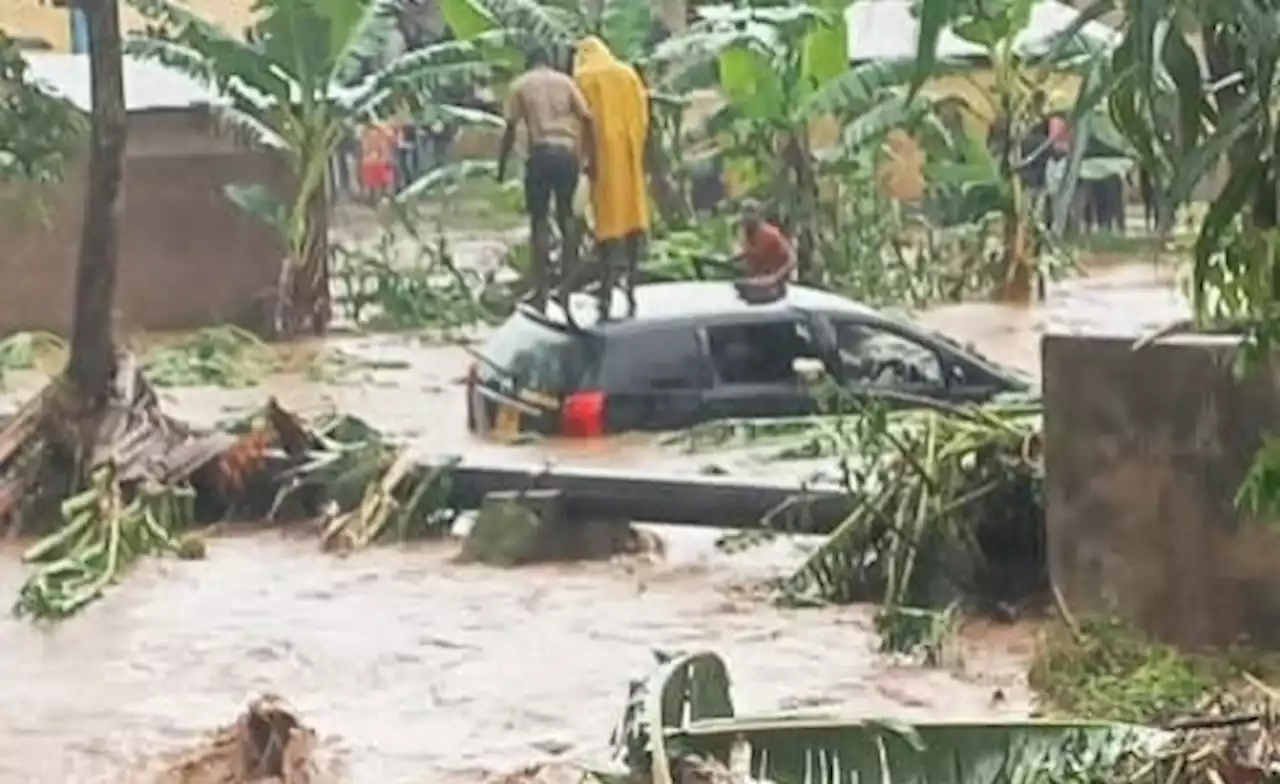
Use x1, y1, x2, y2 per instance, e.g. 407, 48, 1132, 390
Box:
561, 390, 606, 438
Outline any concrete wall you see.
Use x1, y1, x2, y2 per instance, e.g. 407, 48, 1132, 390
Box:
0, 108, 287, 335
1043, 333, 1280, 648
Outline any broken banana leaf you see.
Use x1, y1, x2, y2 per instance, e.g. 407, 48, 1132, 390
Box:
320, 452, 460, 550
615, 650, 1178, 784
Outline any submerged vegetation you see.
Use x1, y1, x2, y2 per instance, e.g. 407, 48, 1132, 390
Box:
10, 401, 462, 621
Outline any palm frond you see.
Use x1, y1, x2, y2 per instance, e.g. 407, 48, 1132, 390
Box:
125, 0, 290, 102
252, 0, 344, 102
619, 651, 1174, 784
799, 57, 940, 119
207, 103, 290, 152
440, 0, 573, 47
332, 0, 405, 86
122, 37, 285, 123
395, 160, 498, 204
340, 38, 493, 120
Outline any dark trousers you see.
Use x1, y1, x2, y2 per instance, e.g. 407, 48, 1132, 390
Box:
524, 143, 580, 309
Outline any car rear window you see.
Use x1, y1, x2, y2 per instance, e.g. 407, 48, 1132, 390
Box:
476, 312, 596, 395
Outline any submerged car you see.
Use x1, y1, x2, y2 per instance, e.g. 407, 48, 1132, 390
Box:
465, 281, 1032, 439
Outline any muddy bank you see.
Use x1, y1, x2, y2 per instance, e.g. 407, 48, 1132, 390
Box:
0, 529, 1033, 783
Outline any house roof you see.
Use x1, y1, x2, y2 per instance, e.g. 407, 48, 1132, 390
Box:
845, 0, 1118, 62
21, 52, 217, 112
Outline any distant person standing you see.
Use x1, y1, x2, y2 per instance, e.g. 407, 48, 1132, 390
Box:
574, 36, 650, 318
360, 121, 398, 203
498, 47, 596, 311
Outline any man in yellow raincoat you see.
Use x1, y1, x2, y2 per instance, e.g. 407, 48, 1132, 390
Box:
573, 36, 650, 318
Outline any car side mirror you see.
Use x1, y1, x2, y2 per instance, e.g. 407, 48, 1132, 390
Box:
792, 356, 826, 382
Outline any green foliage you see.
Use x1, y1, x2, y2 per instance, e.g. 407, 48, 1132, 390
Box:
15, 464, 195, 620
0, 33, 86, 216
332, 198, 517, 333
704, 380, 1044, 622
0, 331, 66, 388
141, 326, 275, 388
1029, 616, 1212, 725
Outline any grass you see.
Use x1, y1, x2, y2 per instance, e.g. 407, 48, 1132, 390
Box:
1029, 615, 1210, 724
1029, 612, 1280, 725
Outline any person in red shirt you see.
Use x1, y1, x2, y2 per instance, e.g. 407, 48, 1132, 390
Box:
734, 200, 796, 287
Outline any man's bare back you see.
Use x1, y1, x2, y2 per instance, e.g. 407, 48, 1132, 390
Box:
505, 67, 591, 152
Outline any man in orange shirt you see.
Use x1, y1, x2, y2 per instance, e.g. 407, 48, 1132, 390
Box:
734, 201, 796, 293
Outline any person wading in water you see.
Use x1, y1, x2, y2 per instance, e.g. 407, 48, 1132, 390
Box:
497, 47, 596, 312
573, 36, 650, 319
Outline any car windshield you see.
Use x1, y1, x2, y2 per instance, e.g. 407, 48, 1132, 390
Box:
476, 312, 595, 395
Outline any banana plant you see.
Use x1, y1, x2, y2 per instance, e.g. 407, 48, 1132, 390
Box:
905, 0, 1115, 303
439, 0, 657, 64
123, 0, 498, 337
645, 2, 938, 281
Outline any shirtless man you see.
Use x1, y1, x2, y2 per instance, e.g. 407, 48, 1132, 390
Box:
498, 47, 596, 311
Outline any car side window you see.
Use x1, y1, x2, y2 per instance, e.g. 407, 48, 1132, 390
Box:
834, 321, 944, 388
599, 328, 707, 391
705, 319, 819, 385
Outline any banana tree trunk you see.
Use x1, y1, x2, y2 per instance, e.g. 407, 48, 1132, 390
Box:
276, 186, 332, 337
1001, 182, 1034, 304
782, 132, 818, 282
67, 0, 126, 400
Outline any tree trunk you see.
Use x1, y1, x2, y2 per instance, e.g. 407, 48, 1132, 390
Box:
277, 186, 332, 337
66, 0, 126, 401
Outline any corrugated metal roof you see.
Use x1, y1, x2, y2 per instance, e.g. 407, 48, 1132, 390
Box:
21, 52, 218, 112
846, 0, 1118, 62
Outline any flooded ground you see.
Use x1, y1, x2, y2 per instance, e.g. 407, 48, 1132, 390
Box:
0, 232, 1187, 782
0, 532, 1034, 783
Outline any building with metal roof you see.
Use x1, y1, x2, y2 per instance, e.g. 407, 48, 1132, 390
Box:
21, 52, 217, 113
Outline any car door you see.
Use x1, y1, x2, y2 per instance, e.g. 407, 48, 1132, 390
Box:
940, 357, 1021, 403
698, 314, 824, 421
826, 317, 951, 405
598, 325, 709, 432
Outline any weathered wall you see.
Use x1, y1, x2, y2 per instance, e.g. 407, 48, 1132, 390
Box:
1, 0, 258, 51
1043, 333, 1280, 648
0, 109, 286, 335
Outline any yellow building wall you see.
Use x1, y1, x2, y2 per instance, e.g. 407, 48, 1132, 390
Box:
1, 0, 258, 52
0, 0, 71, 50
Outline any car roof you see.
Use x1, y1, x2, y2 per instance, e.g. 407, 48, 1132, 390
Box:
533, 281, 881, 333
511, 282, 1033, 389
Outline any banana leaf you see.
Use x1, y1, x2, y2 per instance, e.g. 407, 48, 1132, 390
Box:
628, 651, 1174, 784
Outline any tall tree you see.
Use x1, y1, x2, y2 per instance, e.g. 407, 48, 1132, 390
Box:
66, 0, 127, 401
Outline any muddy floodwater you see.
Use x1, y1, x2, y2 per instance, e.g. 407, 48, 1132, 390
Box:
0, 258, 1185, 782
0, 533, 1034, 782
